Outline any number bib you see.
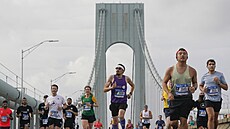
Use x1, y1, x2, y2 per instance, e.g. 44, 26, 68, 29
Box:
158, 126, 163, 129
1, 116, 7, 122
198, 110, 206, 117
207, 86, 218, 96
83, 103, 91, 111
175, 84, 189, 95
114, 89, 125, 98
66, 111, 72, 118
143, 119, 149, 124
22, 113, 29, 120
42, 119, 48, 124
50, 110, 58, 117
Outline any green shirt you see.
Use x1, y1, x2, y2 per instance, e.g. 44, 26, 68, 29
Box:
81, 94, 97, 116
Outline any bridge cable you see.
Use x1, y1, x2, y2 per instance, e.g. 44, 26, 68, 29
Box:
92, 9, 106, 88
87, 9, 104, 86
134, 10, 162, 90
136, 10, 163, 86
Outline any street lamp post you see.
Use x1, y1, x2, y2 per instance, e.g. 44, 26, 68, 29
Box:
21, 40, 59, 101
50, 72, 76, 85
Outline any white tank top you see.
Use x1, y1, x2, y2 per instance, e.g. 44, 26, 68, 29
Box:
142, 110, 150, 124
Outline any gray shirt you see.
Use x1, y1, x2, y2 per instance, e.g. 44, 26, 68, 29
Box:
201, 71, 227, 102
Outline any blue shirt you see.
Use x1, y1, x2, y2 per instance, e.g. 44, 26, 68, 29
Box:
201, 71, 227, 102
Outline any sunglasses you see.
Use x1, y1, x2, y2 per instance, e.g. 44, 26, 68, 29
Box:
115, 67, 123, 70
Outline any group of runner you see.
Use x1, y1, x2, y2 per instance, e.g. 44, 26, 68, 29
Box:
162, 48, 228, 129
0, 48, 228, 129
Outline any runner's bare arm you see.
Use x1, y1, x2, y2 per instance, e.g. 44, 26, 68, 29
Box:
126, 76, 135, 95
191, 67, 198, 90
162, 67, 172, 94
103, 75, 115, 92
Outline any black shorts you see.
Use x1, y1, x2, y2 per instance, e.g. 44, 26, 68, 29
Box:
205, 100, 222, 112
169, 99, 194, 121
40, 118, 49, 127
142, 123, 150, 128
64, 119, 75, 128
197, 121, 207, 128
20, 121, 30, 128
163, 108, 170, 118
109, 103, 128, 116
81, 114, 96, 123
0, 127, 10, 129
48, 117, 63, 127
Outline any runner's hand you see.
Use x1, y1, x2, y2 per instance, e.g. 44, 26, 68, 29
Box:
111, 82, 117, 90
168, 92, 174, 100
127, 94, 131, 99
213, 77, 220, 85
58, 106, 62, 111
203, 86, 208, 93
189, 86, 196, 93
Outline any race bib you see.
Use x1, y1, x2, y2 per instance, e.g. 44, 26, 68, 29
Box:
207, 86, 218, 96
199, 110, 207, 117
50, 110, 58, 117
1, 116, 7, 122
139, 122, 142, 126
22, 113, 29, 120
175, 84, 189, 95
66, 111, 72, 118
114, 89, 125, 98
143, 119, 149, 124
83, 103, 91, 111
42, 119, 48, 124
158, 126, 163, 129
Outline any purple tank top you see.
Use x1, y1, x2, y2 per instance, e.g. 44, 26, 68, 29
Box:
111, 75, 127, 103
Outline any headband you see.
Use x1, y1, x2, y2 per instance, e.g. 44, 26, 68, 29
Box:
116, 64, 125, 71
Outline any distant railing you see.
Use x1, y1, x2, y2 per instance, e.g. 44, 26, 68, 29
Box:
0, 63, 44, 101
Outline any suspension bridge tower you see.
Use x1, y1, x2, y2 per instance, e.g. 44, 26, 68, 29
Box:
89, 3, 147, 127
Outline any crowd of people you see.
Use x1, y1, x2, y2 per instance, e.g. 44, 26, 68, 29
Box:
0, 48, 228, 129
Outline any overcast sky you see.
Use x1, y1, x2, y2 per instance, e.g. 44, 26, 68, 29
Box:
1, 0, 230, 123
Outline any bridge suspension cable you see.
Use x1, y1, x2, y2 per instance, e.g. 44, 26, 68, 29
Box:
134, 9, 162, 90
87, 9, 106, 87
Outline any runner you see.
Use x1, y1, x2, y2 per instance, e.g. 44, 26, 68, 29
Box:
194, 92, 208, 129
162, 48, 198, 129
139, 105, 152, 129
0, 100, 13, 129
63, 98, 78, 129
81, 85, 98, 129
104, 64, 135, 129
45, 84, 66, 129
16, 97, 33, 129
200, 59, 228, 129
38, 95, 49, 129
155, 115, 165, 129
94, 118, 103, 129
126, 119, 134, 129
161, 80, 178, 129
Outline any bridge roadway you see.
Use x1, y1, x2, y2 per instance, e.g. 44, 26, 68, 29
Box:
1, 78, 230, 129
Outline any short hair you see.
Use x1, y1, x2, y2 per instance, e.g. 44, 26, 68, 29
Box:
3, 100, 8, 103
51, 84, 58, 89
67, 98, 72, 101
43, 95, 48, 98
206, 59, 216, 66
84, 85, 91, 90
176, 48, 188, 58
23, 97, 27, 100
